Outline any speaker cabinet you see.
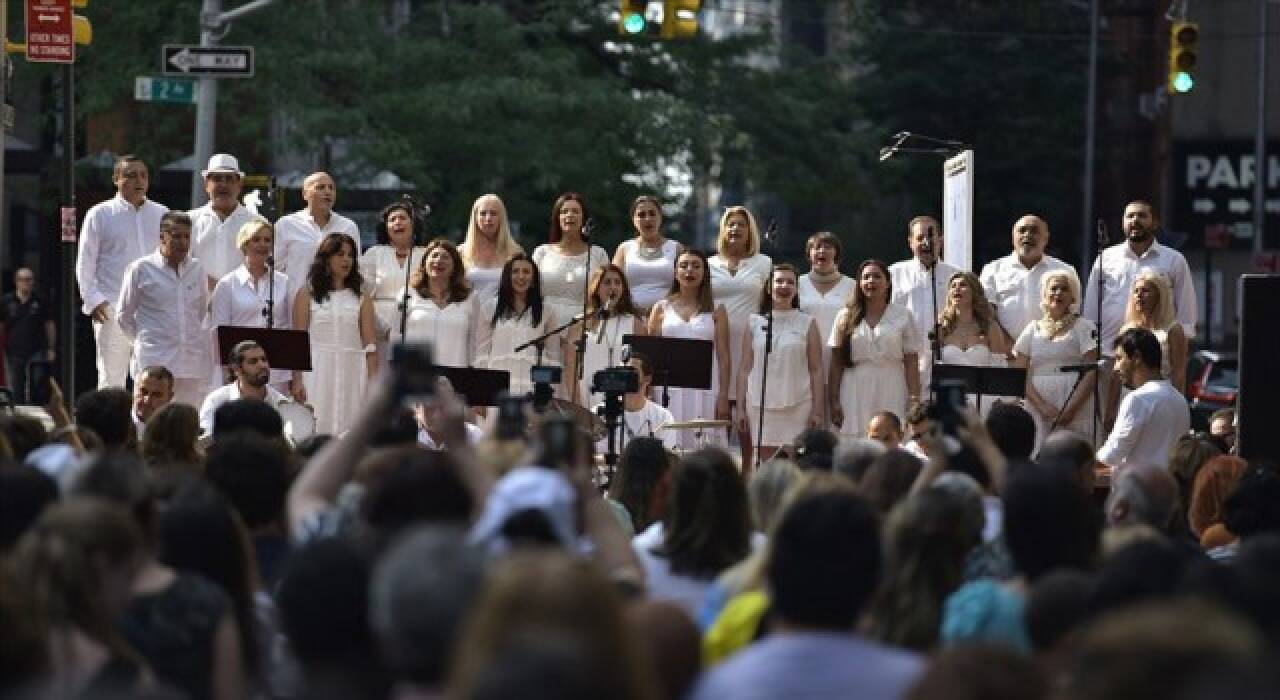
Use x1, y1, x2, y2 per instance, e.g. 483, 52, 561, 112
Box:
1238, 274, 1280, 460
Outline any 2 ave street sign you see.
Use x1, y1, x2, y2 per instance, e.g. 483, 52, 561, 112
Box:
161, 45, 254, 77
134, 76, 197, 104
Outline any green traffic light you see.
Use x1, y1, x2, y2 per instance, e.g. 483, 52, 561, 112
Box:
1173, 71, 1194, 93
623, 12, 647, 34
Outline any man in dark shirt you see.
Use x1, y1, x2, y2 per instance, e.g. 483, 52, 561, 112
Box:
1, 268, 56, 403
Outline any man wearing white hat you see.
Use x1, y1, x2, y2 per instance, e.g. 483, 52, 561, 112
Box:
189, 153, 256, 287
274, 171, 361, 299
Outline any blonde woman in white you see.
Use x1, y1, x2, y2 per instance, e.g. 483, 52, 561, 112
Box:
459, 193, 523, 299
1013, 270, 1099, 451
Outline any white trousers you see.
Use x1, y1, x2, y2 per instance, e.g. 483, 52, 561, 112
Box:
92, 315, 132, 388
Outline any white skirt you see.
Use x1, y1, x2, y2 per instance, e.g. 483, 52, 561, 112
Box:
837, 360, 908, 438
747, 401, 811, 447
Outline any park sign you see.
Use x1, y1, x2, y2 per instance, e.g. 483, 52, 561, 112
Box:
26, 0, 74, 63
1173, 140, 1280, 251
162, 45, 254, 77
134, 76, 196, 105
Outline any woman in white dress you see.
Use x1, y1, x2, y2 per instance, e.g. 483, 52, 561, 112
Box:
361, 201, 427, 366
476, 253, 562, 398
736, 264, 824, 466
1103, 271, 1188, 428
797, 231, 855, 423
210, 218, 292, 390
1013, 270, 1099, 451
647, 249, 731, 451
459, 193, 523, 299
709, 206, 772, 456
566, 263, 646, 407
404, 239, 476, 369
828, 259, 922, 438
531, 192, 609, 367
291, 233, 377, 435
937, 270, 1011, 414
612, 195, 682, 317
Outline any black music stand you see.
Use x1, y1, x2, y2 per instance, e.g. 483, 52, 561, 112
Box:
436, 366, 510, 407
623, 334, 714, 408
932, 363, 1026, 410
217, 326, 312, 371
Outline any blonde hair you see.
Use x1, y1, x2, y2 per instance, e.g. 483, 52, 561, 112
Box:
716, 206, 761, 258
459, 194, 522, 268
235, 217, 272, 252
1122, 271, 1176, 332
938, 270, 996, 339
1038, 269, 1082, 317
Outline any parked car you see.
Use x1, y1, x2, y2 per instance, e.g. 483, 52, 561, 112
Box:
1187, 350, 1238, 430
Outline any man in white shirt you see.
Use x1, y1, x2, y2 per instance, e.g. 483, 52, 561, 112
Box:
1097, 328, 1189, 471
131, 365, 174, 440
116, 212, 213, 408
1083, 200, 1197, 357
889, 216, 959, 390
76, 155, 169, 388
189, 153, 256, 288
596, 352, 677, 453
275, 172, 362, 299
200, 340, 287, 437
979, 215, 1077, 345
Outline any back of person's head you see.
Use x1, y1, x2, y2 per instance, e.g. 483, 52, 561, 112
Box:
1168, 434, 1221, 513
68, 451, 156, 541
903, 644, 1047, 700
1004, 468, 1099, 581
0, 415, 47, 460
204, 430, 291, 531
1061, 600, 1262, 700
277, 536, 378, 668
660, 447, 750, 579
1222, 465, 1280, 540
833, 438, 885, 484
74, 388, 134, 449
212, 398, 284, 441
370, 526, 485, 688
793, 428, 837, 471
1106, 463, 1178, 531
624, 600, 701, 700
768, 488, 881, 630
1025, 569, 1094, 654
141, 402, 201, 466
859, 448, 923, 514
748, 458, 802, 533
463, 633, 627, 700
360, 448, 474, 544
448, 550, 653, 700
985, 403, 1036, 462
1038, 431, 1097, 491
1188, 455, 1247, 536
870, 488, 981, 651
370, 406, 420, 447
928, 472, 986, 540
0, 462, 59, 553
608, 437, 672, 534
1088, 539, 1197, 621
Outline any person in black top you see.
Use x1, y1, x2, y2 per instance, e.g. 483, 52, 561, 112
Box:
0, 267, 56, 403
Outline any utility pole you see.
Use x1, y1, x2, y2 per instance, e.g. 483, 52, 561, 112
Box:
189, 0, 275, 208
1079, 0, 1100, 277
1252, 0, 1269, 254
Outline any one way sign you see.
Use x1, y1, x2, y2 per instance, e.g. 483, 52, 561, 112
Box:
162, 45, 254, 77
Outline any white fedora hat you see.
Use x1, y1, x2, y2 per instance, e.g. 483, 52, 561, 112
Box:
201, 153, 244, 178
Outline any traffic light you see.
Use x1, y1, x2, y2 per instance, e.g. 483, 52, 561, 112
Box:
1168, 20, 1199, 94
661, 1, 701, 40
619, 1, 649, 36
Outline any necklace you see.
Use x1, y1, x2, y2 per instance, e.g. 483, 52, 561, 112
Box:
1040, 313, 1076, 338
636, 238, 666, 261
809, 269, 841, 285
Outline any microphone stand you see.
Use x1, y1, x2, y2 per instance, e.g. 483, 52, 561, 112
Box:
755, 221, 779, 470
397, 194, 427, 347
1049, 362, 1097, 434
574, 220, 596, 388
1091, 219, 1108, 445
262, 177, 278, 329
923, 233, 941, 399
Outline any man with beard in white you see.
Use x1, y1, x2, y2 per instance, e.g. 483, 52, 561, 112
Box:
275, 171, 362, 299
594, 351, 677, 453
199, 340, 287, 437
189, 153, 257, 288
77, 155, 169, 387
980, 215, 1077, 348
889, 216, 959, 390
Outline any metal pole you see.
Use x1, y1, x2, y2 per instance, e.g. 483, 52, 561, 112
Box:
1253, 0, 1268, 254
62, 63, 76, 399
1080, 0, 1100, 276
190, 0, 222, 208
1, 0, 8, 272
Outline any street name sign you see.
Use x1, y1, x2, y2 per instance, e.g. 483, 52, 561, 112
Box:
162, 45, 254, 77
134, 76, 197, 104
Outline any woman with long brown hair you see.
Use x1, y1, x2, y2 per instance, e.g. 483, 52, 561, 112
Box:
476, 252, 559, 398
828, 259, 922, 438
404, 238, 477, 368
532, 192, 609, 349
361, 201, 427, 367
648, 249, 732, 450
567, 263, 646, 407
291, 232, 377, 435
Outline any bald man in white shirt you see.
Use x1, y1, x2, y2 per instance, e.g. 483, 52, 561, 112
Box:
274, 172, 362, 299
980, 215, 1077, 346
76, 155, 169, 387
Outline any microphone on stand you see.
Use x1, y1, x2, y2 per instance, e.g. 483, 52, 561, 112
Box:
596, 297, 615, 344
620, 343, 632, 365
763, 219, 779, 245
581, 218, 596, 241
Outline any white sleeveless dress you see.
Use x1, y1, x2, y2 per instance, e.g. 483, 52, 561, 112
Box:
709, 253, 772, 382
532, 244, 609, 363
798, 273, 856, 425
745, 310, 816, 445
305, 289, 368, 436
618, 239, 680, 314
656, 300, 724, 450
1013, 317, 1099, 451
938, 343, 998, 415
361, 245, 426, 367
